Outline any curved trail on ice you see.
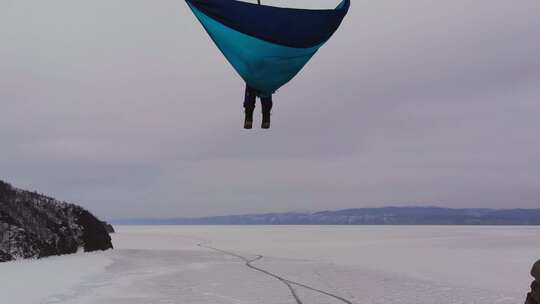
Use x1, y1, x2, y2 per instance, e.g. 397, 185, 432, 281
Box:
197, 242, 354, 304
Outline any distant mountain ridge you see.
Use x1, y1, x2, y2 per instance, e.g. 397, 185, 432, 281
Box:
111, 206, 540, 225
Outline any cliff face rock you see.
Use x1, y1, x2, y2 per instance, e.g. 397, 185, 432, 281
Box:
0, 180, 113, 262
0, 249, 13, 262
526, 260, 540, 304
533, 260, 540, 281
102, 222, 115, 233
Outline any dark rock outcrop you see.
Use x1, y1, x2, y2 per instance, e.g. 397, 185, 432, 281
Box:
0, 180, 113, 262
102, 221, 115, 233
0, 250, 13, 262
533, 260, 540, 281
526, 260, 540, 304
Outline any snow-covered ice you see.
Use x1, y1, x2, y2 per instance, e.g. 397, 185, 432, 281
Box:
0, 251, 112, 304
1, 225, 539, 304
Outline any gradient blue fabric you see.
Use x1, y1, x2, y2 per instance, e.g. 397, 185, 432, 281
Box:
186, 0, 350, 96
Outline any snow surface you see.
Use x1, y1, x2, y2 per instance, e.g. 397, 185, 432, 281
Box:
0, 251, 112, 304
1, 225, 539, 304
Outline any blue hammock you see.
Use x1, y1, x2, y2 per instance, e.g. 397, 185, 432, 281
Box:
186, 0, 350, 96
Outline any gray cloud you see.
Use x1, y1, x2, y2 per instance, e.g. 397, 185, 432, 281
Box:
1, 0, 539, 218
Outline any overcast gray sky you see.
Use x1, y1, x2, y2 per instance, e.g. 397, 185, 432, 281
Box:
1, 0, 539, 219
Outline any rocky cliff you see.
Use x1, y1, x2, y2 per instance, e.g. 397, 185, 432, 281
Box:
526, 260, 540, 304
0, 180, 113, 262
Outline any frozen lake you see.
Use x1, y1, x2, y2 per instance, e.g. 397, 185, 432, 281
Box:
2, 225, 539, 304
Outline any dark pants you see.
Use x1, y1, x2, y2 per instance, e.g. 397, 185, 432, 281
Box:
243, 85, 272, 114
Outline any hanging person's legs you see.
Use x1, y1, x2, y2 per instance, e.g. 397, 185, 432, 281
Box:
243, 84, 257, 129
261, 95, 272, 129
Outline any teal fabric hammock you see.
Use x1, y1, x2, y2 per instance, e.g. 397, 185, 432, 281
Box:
186, 0, 350, 96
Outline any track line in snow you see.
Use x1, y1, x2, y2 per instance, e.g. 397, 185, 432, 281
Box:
197, 242, 354, 304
